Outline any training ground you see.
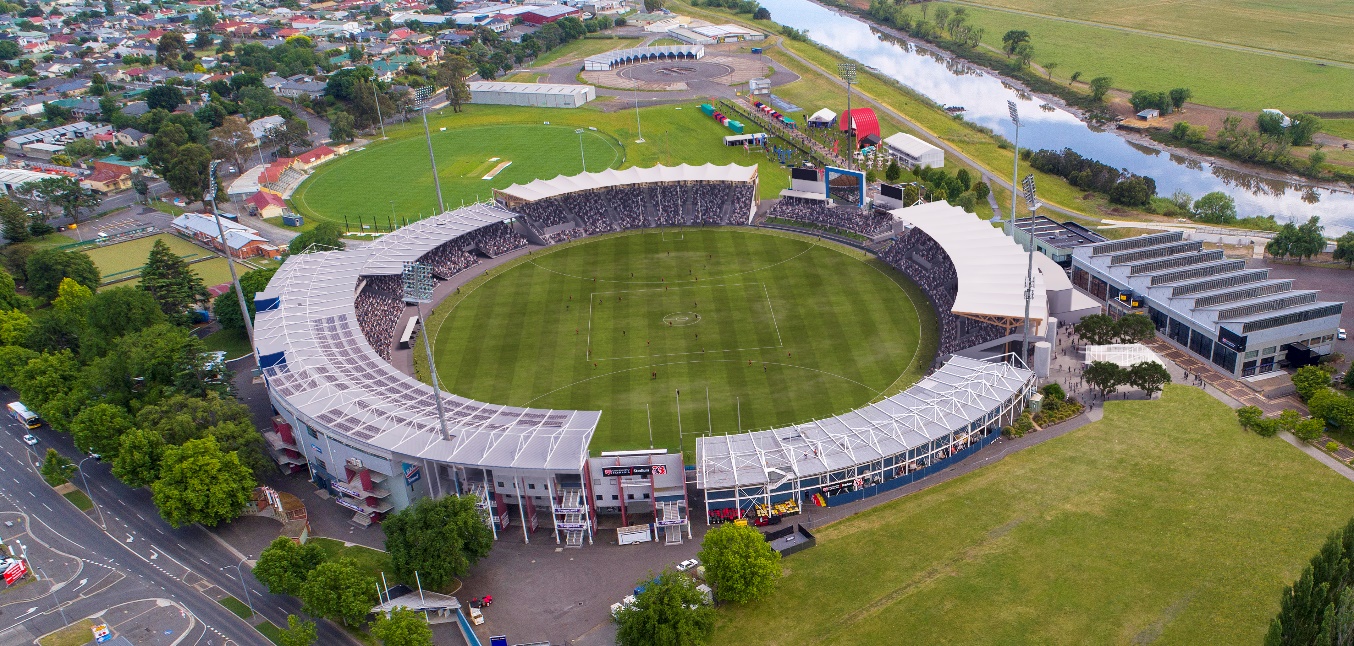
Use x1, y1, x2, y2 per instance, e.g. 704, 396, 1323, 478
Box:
423, 227, 936, 457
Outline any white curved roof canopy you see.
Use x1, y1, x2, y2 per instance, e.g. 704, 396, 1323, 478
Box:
496, 163, 758, 203
253, 205, 599, 471
583, 44, 704, 70
696, 356, 1031, 489
891, 202, 1048, 326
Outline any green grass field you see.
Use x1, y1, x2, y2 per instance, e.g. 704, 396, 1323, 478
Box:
291, 104, 795, 228
942, 0, 1354, 65
82, 233, 207, 279
712, 386, 1354, 644
422, 228, 936, 456
945, 2, 1354, 112
528, 36, 633, 68
102, 257, 236, 291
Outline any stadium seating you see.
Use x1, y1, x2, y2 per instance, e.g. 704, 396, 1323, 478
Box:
464, 222, 528, 257
767, 196, 893, 237
420, 240, 481, 280
880, 228, 1007, 356
355, 275, 406, 360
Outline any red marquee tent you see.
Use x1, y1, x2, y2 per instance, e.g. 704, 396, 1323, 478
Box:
838, 108, 881, 147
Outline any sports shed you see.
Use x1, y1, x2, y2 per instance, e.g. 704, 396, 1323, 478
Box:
467, 82, 596, 108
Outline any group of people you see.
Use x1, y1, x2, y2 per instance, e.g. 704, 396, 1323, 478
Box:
767, 197, 894, 237
465, 222, 528, 257
355, 275, 406, 361
422, 242, 481, 281
508, 182, 757, 235
881, 229, 1006, 356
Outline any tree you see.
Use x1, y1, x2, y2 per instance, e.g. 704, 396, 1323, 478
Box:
34, 176, 101, 226
299, 558, 378, 626
384, 495, 495, 590
0, 309, 32, 347
254, 536, 327, 596
1168, 87, 1192, 109
1289, 114, 1323, 146
697, 522, 781, 603
370, 608, 433, 646
1333, 232, 1354, 268
1191, 191, 1237, 225
1267, 222, 1300, 260
112, 427, 165, 487
274, 118, 311, 157
40, 448, 76, 486
132, 173, 151, 205
1001, 29, 1030, 54
1294, 417, 1326, 442
194, 7, 218, 30
141, 239, 209, 325
13, 350, 81, 412
209, 116, 256, 171
136, 392, 252, 446
279, 616, 317, 646
214, 266, 277, 332
83, 287, 166, 358
1084, 360, 1124, 397
70, 403, 135, 459
615, 571, 715, 646
165, 143, 213, 204
0, 196, 30, 243
642, 0, 665, 11
151, 436, 255, 527
884, 159, 901, 183
1074, 314, 1117, 345
1293, 216, 1326, 263
1127, 361, 1170, 398
1236, 405, 1263, 432
156, 31, 187, 64
1114, 313, 1155, 343
147, 84, 185, 112
1089, 76, 1112, 102
288, 221, 346, 254
328, 110, 356, 143
753, 6, 770, 20
1292, 366, 1331, 402
437, 56, 473, 114
1267, 516, 1354, 644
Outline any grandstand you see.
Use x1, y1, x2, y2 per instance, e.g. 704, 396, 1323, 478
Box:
582, 44, 704, 71
260, 164, 1065, 539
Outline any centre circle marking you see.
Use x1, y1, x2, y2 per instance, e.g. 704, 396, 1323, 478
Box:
663, 312, 701, 326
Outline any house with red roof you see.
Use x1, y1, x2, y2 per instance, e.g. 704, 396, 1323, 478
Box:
245, 190, 288, 218
293, 145, 337, 170
139, 29, 166, 43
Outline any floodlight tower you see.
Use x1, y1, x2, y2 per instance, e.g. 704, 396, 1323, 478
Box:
632, 74, 645, 144
403, 262, 451, 442
204, 160, 254, 347
1007, 100, 1020, 227
371, 74, 387, 140
416, 87, 445, 213
1020, 174, 1040, 367
838, 63, 857, 169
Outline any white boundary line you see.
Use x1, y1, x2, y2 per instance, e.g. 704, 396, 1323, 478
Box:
761, 281, 784, 347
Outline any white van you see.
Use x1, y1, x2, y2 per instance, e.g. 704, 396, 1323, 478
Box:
6, 402, 41, 429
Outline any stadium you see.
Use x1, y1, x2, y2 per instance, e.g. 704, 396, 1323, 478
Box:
255, 162, 1099, 547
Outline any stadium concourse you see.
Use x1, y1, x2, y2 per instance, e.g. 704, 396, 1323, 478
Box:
257, 163, 1079, 546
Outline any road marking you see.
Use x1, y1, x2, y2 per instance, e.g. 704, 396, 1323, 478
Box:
136, 513, 144, 520
41, 502, 52, 511
27, 491, 34, 497
99, 485, 108, 492
199, 558, 209, 564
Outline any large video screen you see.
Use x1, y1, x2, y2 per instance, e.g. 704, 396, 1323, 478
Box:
791, 167, 819, 182
825, 167, 865, 206
880, 183, 903, 200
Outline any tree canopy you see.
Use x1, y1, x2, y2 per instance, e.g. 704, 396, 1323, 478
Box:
25, 249, 100, 301
371, 608, 434, 646
384, 494, 495, 590
151, 435, 255, 527
254, 536, 328, 596
615, 570, 714, 646
214, 266, 277, 331
141, 239, 209, 325
299, 558, 379, 626
697, 522, 781, 603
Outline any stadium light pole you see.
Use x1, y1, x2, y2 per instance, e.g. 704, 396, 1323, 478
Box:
370, 74, 387, 139
838, 63, 856, 169
576, 128, 587, 172
632, 74, 645, 144
1007, 100, 1020, 227
205, 160, 254, 347
421, 106, 445, 213
1020, 174, 1040, 368
403, 262, 452, 442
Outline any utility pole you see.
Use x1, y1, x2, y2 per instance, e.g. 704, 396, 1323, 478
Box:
205, 160, 254, 347
1020, 174, 1039, 368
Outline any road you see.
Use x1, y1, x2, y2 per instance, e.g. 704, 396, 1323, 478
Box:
0, 402, 362, 646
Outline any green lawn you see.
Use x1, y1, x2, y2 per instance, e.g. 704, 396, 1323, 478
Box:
218, 595, 254, 620
254, 620, 284, 645
420, 228, 935, 456
308, 537, 393, 583
106, 257, 237, 291
940, 0, 1354, 65
83, 233, 207, 280
529, 36, 633, 68
202, 328, 253, 360
713, 386, 1354, 644
37, 620, 95, 646
1324, 118, 1354, 142
944, 2, 1354, 112
62, 488, 93, 511
290, 104, 794, 227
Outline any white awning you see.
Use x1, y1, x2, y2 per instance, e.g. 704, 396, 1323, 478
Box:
1083, 344, 1165, 367
807, 108, 836, 123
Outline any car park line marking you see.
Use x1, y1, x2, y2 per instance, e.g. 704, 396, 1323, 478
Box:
41, 503, 51, 511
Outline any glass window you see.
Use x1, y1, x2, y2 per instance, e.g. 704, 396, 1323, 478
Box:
1263, 346, 1276, 356
612, 495, 619, 500
596, 495, 603, 500
528, 483, 536, 490
1245, 350, 1259, 359
305, 424, 318, 439
627, 493, 634, 500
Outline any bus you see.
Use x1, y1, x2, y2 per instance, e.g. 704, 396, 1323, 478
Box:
6, 402, 41, 429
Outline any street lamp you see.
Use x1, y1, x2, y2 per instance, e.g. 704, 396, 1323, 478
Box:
838, 63, 857, 169
78, 455, 106, 530
1020, 173, 1040, 367
403, 262, 451, 443
234, 556, 255, 618
16, 540, 67, 625
575, 128, 587, 173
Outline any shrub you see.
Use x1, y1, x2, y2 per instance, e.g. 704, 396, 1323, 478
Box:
1041, 383, 1065, 401
1327, 441, 1339, 453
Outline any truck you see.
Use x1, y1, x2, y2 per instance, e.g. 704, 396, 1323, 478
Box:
7, 402, 41, 429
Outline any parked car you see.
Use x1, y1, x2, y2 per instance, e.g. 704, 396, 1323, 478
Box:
677, 558, 699, 572
22, 434, 38, 446
1339, 328, 1347, 340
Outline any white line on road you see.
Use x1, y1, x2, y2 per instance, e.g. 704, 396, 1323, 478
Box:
41, 502, 52, 511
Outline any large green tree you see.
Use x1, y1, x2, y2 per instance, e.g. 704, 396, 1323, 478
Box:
1084, 360, 1125, 397
1127, 361, 1170, 398
70, 403, 136, 458
33, 176, 101, 226
25, 249, 100, 301
112, 427, 166, 487
254, 536, 327, 596
141, 239, 209, 325
1266, 516, 1354, 644
82, 287, 166, 358
384, 494, 495, 590
151, 436, 255, 527
165, 143, 213, 204
1333, 232, 1354, 268
299, 558, 378, 626
697, 522, 781, 604
278, 615, 317, 646
287, 221, 346, 254
1292, 366, 1331, 402
370, 607, 433, 646
0, 196, 30, 243
213, 266, 277, 331
13, 349, 81, 412
40, 448, 76, 486
136, 391, 252, 446
87, 323, 209, 405
615, 570, 715, 646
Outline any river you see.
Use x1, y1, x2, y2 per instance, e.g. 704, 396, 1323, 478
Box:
756, 0, 1354, 232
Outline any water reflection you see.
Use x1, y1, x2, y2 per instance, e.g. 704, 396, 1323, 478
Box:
757, 0, 1354, 231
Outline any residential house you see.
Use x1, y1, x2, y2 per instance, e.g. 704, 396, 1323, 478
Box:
81, 162, 132, 193
116, 128, 152, 147
170, 212, 281, 259
245, 190, 287, 218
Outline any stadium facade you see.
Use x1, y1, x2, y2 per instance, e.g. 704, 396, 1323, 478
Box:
259, 164, 1059, 544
